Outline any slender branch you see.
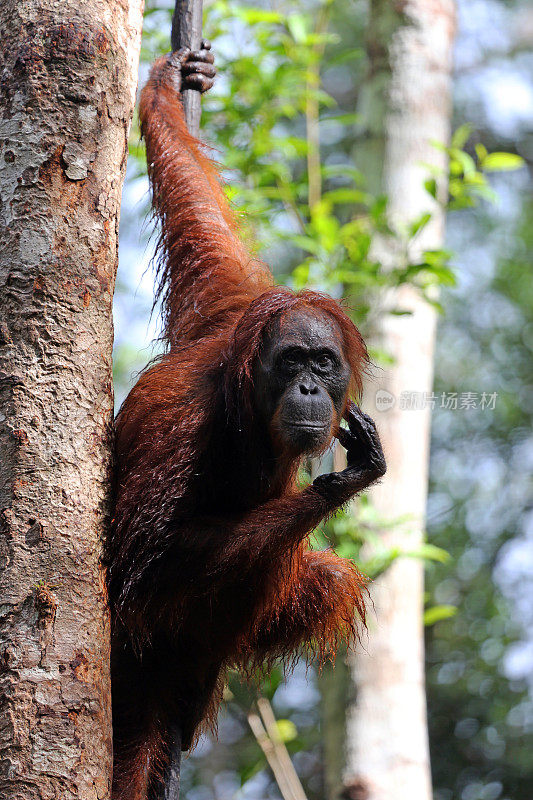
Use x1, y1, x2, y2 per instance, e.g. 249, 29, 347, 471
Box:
257, 697, 308, 800
305, 2, 331, 210
306, 67, 321, 210
248, 711, 297, 800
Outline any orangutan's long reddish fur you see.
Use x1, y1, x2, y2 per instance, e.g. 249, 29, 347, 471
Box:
107, 55, 369, 800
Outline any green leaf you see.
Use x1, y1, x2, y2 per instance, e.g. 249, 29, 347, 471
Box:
422, 248, 454, 266
451, 123, 473, 149
482, 152, 525, 172
287, 14, 308, 43
450, 148, 476, 176
240, 758, 265, 784
323, 112, 361, 125
475, 142, 488, 164
276, 719, 298, 743
370, 195, 387, 223
430, 139, 447, 153
360, 548, 401, 579
424, 178, 438, 199
322, 188, 368, 205
288, 235, 324, 257
449, 159, 463, 177
408, 543, 451, 564
236, 8, 284, 24
409, 212, 432, 237
447, 197, 475, 211
423, 605, 457, 626
425, 298, 446, 314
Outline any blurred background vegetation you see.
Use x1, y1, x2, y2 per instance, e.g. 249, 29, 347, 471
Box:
114, 1, 533, 798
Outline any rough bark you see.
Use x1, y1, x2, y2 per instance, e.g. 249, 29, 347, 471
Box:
343, 2, 456, 799
0, 2, 143, 798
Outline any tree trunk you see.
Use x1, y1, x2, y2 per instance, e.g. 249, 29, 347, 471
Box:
319, 653, 351, 800
343, 2, 456, 799
0, 2, 143, 798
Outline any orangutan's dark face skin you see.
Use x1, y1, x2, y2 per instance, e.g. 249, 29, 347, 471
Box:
254, 308, 352, 455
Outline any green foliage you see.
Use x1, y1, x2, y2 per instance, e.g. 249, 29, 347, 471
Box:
426, 195, 533, 800
429, 126, 525, 211
311, 497, 451, 579
423, 605, 457, 626
135, 0, 521, 337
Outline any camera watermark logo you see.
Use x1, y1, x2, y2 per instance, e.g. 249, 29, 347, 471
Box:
375, 389, 396, 412
374, 390, 498, 412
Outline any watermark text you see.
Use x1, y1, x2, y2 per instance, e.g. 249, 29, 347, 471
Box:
375, 390, 498, 412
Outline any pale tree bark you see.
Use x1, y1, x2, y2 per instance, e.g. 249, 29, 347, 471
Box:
343, 2, 456, 799
0, 2, 143, 798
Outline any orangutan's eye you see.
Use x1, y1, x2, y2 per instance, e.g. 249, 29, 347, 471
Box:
316, 353, 333, 370
280, 348, 302, 368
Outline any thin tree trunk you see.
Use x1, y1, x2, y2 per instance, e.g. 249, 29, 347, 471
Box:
343, 2, 456, 799
171, 0, 204, 137
0, 2, 143, 798
318, 653, 351, 800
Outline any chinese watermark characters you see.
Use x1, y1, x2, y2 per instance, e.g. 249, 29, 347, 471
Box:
375, 390, 498, 412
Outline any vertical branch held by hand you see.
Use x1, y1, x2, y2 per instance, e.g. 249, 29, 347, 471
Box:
171, 0, 204, 137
